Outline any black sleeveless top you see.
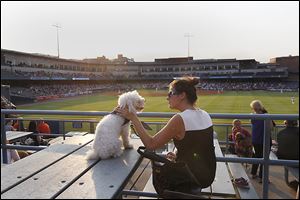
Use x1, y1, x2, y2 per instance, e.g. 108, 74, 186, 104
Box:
174, 109, 216, 187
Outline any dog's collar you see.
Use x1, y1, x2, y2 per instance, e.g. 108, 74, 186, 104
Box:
110, 111, 130, 126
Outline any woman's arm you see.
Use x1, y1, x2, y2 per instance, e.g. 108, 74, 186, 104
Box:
115, 107, 184, 150
133, 114, 184, 150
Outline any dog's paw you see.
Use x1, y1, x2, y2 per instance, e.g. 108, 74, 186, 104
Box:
124, 144, 133, 149
113, 150, 123, 158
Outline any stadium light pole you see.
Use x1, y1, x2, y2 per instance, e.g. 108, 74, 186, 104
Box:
184, 33, 193, 58
52, 24, 62, 58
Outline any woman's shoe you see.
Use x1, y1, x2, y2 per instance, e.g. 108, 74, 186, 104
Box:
233, 177, 250, 189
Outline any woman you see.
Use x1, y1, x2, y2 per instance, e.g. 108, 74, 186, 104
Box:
250, 100, 272, 183
116, 76, 216, 192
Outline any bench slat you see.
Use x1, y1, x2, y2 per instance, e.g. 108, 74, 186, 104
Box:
1, 141, 98, 199
66, 131, 88, 136
226, 154, 259, 199
269, 151, 299, 187
140, 174, 158, 199
286, 167, 299, 180
202, 139, 235, 196
1, 134, 94, 194
5, 131, 33, 142
56, 139, 143, 199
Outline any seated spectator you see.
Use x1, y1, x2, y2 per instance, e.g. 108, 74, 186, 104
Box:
12, 117, 25, 131
231, 119, 253, 157
1, 139, 20, 165
4, 120, 30, 159
37, 119, 51, 138
26, 120, 48, 146
4, 120, 16, 132
235, 132, 253, 158
276, 120, 299, 160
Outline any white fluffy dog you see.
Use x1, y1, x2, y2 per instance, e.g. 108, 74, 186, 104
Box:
86, 90, 145, 160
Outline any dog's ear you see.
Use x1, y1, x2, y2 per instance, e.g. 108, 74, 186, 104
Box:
127, 101, 136, 113
118, 93, 127, 108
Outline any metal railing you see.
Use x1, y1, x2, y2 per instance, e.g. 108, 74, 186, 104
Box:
2, 118, 286, 141
1, 109, 299, 199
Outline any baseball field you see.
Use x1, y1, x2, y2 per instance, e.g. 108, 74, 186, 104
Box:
16, 89, 298, 140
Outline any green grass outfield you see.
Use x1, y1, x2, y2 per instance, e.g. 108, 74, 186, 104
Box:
17, 89, 298, 140
18, 89, 299, 117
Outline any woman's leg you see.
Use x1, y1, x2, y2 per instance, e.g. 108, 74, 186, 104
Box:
251, 144, 263, 177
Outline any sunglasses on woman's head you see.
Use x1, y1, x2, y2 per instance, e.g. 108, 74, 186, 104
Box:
167, 91, 178, 98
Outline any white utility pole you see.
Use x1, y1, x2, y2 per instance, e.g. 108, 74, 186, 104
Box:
52, 24, 62, 58
184, 33, 193, 57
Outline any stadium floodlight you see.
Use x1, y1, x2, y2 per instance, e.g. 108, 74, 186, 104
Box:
52, 24, 62, 58
184, 33, 193, 57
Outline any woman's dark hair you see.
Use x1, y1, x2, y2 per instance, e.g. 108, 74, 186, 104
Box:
28, 120, 37, 133
169, 76, 199, 104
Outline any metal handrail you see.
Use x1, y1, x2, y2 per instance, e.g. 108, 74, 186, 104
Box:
1, 109, 299, 199
1, 109, 298, 119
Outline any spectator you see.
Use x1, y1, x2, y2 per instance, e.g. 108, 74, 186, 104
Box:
1, 139, 20, 165
115, 76, 216, 194
27, 120, 47, 146
250, 100, 272, 183
12, 117, 25, 131
4, 120, 29, 159
231, 119, 253, 158
276, 120, 299, 160
37, 119, 51, 138
5, 120, 16, 132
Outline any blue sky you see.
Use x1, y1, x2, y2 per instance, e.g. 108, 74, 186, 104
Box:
1, 1, 299, 62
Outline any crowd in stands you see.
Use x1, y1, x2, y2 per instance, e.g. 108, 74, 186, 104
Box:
198, 80, 299, 91
9, 82, 169, 99
1, 68, 105, 80
8, 79, 299, 100
0, 65, 291, 81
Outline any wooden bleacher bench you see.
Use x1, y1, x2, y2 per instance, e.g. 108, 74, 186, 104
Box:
285, 166, 299, 199
5, 131, 34, 143
269, 151, 299, 185
1, 134, 143, 199
285, 166, 299, 184
65, 131, 88, 136
1, 134, 94, 194
47, 131, 88, 145
225, 154, 259, 199
270, 151, 299, 199
139, 174, 158, 199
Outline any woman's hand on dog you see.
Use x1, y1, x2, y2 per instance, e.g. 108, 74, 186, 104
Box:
114, 106, 137, 121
